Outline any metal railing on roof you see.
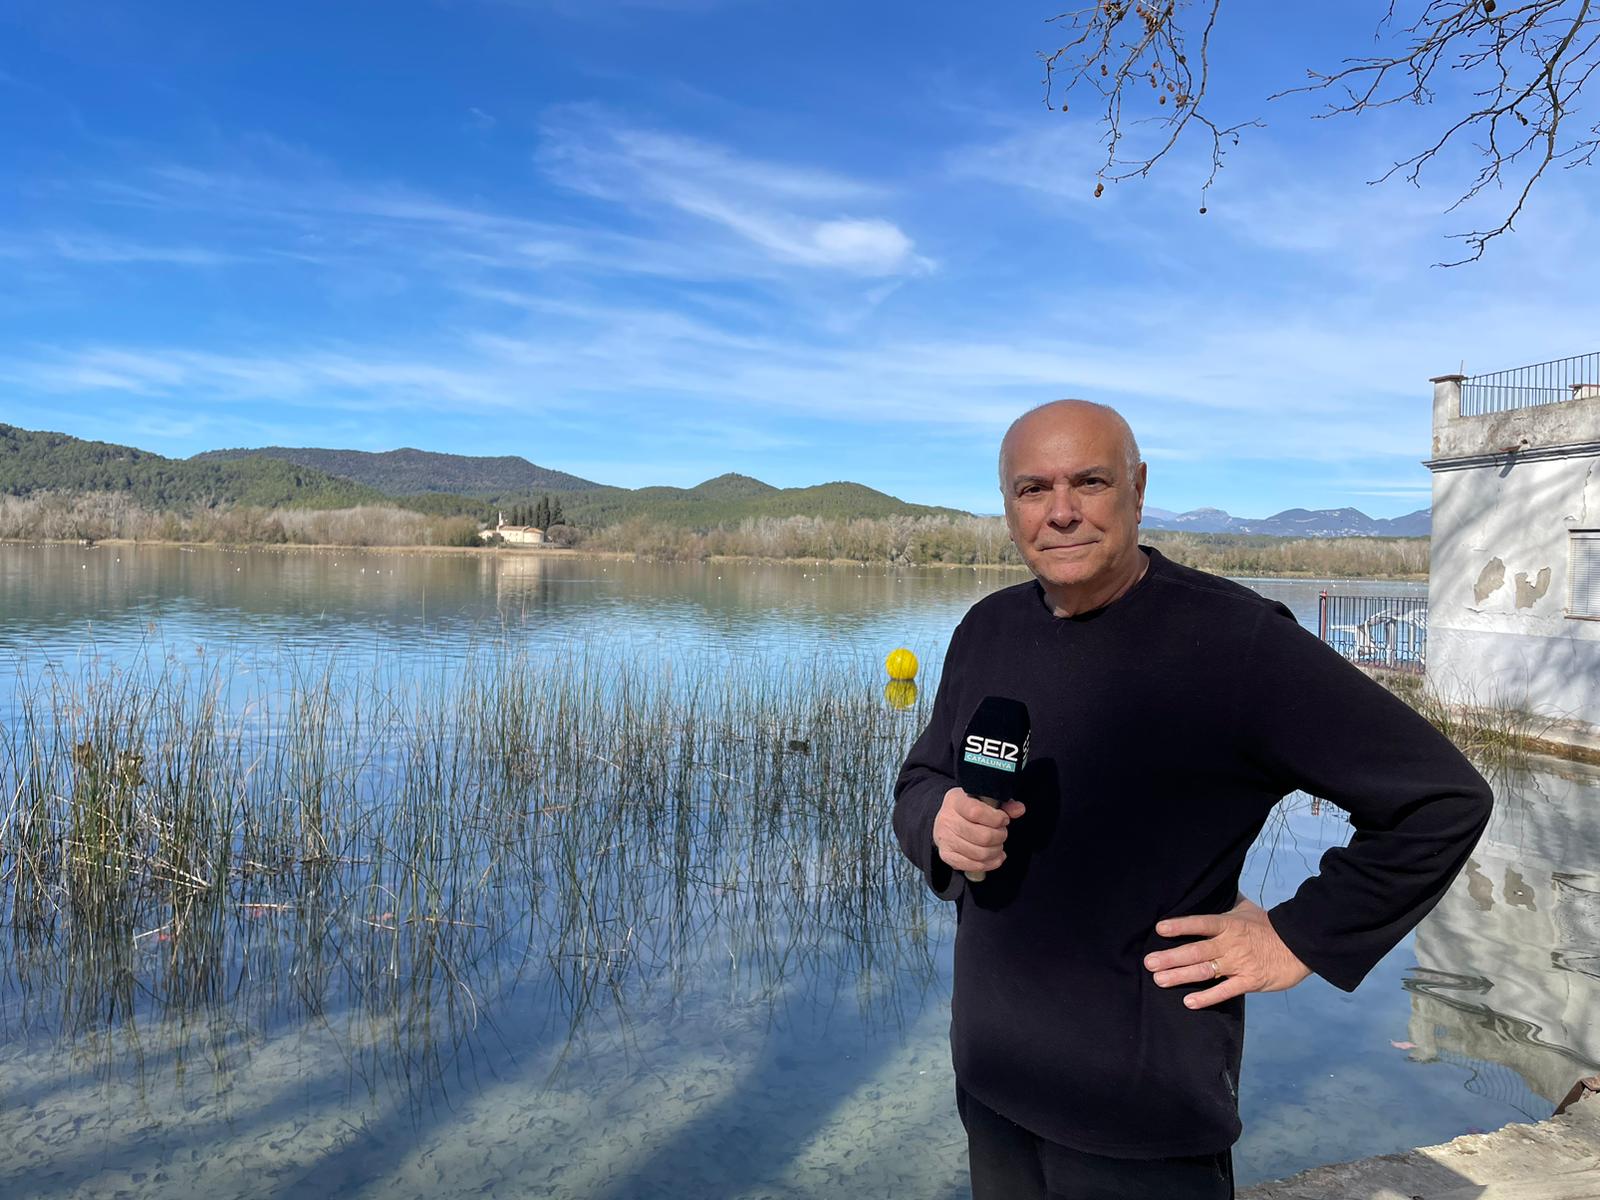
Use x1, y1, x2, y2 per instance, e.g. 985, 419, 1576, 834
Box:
1460, 351, 1600, 417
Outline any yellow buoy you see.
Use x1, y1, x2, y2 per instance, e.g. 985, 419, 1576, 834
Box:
883, 680, 919, 711
884, 647, 919, 682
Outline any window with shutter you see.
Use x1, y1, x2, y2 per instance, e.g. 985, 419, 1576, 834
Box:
1571, 531, 1600, 619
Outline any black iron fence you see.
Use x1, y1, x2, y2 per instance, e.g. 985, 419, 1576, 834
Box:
1460, 351, 1600, 417
1317, 593, 1428, 673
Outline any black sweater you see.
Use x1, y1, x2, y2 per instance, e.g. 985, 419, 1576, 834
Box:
892, 547, 1493, 1158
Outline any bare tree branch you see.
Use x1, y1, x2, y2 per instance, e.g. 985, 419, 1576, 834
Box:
1038, 0, 1600, 263
1042, 0, 1258, 207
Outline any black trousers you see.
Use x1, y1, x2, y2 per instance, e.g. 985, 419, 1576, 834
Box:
957, 1085, 1235, 1200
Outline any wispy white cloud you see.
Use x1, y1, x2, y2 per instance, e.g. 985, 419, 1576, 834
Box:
945, 117, 1445, 278
0, 231, 237, 266
542, 119, 883, 205
84, 146, 920, 288
947, 111, 1600, 284
946, 119, 1108, 205
538, 109, 931, 276
4, 346, 530, 412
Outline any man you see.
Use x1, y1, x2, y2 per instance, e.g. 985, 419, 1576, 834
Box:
892, 400, 1493, 1200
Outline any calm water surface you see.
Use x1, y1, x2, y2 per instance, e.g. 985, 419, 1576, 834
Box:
1, 543, 1594, 1198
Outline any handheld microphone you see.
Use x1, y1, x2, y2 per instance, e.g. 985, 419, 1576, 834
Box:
955, 696, 1031, 883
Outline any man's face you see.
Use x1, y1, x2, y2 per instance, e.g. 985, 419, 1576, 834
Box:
1001, 405, 1147, 599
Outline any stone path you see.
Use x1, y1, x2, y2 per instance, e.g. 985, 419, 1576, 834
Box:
1241, 1077, 1600, 1200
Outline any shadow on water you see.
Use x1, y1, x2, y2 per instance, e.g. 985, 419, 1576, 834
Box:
584, 1000, 903, 1200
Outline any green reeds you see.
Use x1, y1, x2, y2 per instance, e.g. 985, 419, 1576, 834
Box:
0, 644, 939, 1100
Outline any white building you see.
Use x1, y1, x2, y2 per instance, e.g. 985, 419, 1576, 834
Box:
1425, 356, 1600, 750
478, 511, 546, 546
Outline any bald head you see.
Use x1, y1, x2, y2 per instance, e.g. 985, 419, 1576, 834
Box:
997, 398, 1149, 616
998, 400, 1142, 492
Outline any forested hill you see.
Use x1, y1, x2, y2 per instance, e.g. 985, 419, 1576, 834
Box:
560, 474, 961, 526
0, 423, 396, 509
193, 445, 599, 496
184, 449, 952, 524
0, 425, 959, 526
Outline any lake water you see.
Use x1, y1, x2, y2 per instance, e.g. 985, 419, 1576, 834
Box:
1, 542, 1595, 1198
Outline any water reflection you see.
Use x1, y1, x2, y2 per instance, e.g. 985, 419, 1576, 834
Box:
1403, 755, 1600, 1110
0, 543, 1418, 671
1236, 755, 1600, 1186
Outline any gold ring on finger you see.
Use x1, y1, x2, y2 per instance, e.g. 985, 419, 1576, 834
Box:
1209, 959, 1222, 978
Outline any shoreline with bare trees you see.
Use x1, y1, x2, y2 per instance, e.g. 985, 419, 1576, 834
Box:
1, 493, 1428, 579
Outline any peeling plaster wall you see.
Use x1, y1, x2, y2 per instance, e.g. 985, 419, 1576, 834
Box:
1427, 378, 1600, 734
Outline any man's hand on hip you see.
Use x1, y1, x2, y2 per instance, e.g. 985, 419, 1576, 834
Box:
1143, 894, 1312, 1010
932, 787, 1025, 876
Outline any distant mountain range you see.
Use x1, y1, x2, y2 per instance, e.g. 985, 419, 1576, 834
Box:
1, 423, 1430, 535
190, 445, 957, 525
1, 423, 389, 511
193, 445, 599, 496
561, 473, 964, 526
1, 426, 955, 526
1142, 505, 1431, 538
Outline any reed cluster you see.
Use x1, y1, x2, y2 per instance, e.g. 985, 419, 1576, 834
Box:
1373, 671, 1551, 766
0, 646, 937, 1098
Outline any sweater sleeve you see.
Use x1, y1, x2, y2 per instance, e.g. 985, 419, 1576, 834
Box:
1239, 603, 1493, 993
892, 620, 968, 902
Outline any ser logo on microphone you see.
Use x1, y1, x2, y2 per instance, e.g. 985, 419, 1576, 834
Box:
962, 733, 1027, 773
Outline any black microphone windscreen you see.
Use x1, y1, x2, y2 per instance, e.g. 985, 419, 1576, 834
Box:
957, 696, 1031, 802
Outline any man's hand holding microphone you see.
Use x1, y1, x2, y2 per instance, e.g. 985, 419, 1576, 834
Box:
934, 696, 1030, 883
934, 788, 1026, 880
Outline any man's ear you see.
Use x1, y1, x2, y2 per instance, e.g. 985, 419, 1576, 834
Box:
1133, 461, 1148, 523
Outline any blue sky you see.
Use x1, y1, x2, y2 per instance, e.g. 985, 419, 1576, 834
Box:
3, 1, 1597, 518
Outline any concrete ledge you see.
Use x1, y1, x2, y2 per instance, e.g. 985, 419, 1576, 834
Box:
1523, 727, 1600, 766
1423, 439, 1600, 471
1240, 1079, 1600, 1199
